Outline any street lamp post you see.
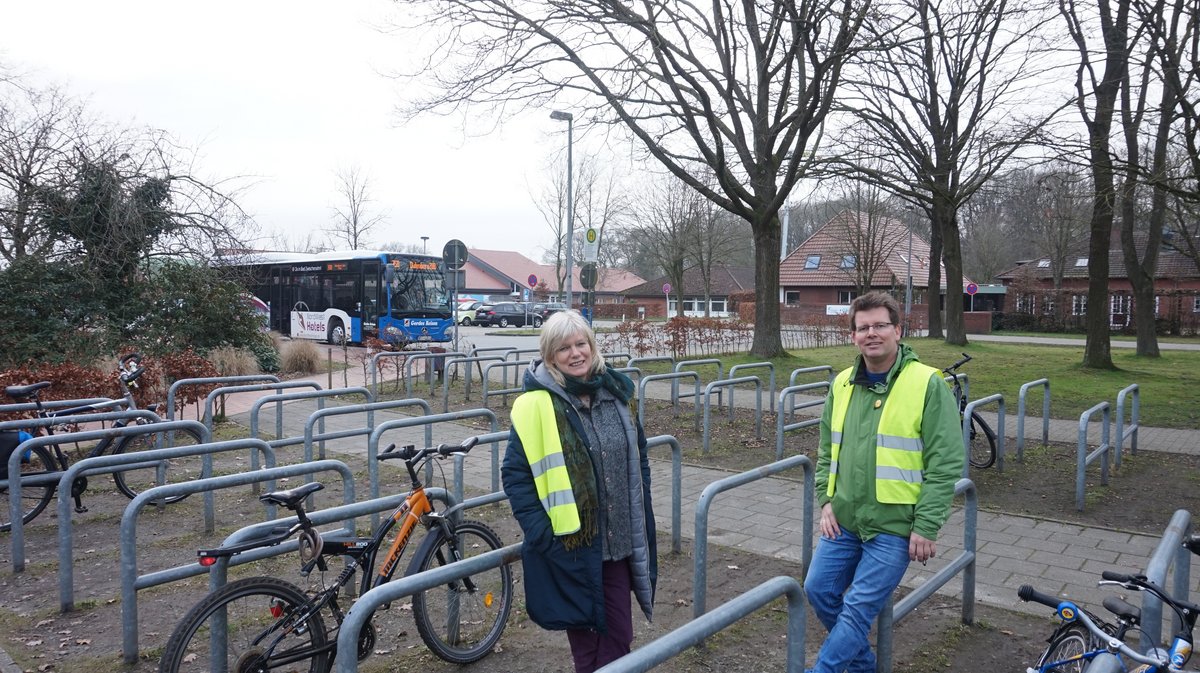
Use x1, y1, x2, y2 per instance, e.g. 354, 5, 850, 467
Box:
550, 110, 575, 308
904, 227, 913, 335
421, 236, 429, 254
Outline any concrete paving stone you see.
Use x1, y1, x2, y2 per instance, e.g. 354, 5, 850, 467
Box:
979, 540, 1036, 561
996, 521, 1055, 541
1081, 557, 1127, 575
989, 554, 1049, 575
707, 531, 753, 548
738, 537, 792, 557
974, 530, 1023, 548
1008, 536, 1067, 555
1028, 550, 1087, 570
1055, 543, 1119, 564
1062, 526, 1135, 545
1038, 564, 1103, 587
1033, 520, 1086, 535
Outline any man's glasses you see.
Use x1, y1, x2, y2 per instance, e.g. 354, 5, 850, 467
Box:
854, 322, 893, 335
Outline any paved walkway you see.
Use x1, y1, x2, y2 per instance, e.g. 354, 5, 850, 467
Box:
207, 358, 1200, 627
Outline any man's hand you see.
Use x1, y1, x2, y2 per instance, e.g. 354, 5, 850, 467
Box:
819, 503, 841, 539
909, 532, 936, 563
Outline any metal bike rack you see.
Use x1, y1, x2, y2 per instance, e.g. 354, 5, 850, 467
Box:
776, 382, 830, 460
166, 374, 280, 427
673, 358, 724, 408
366, 409, 501, 526
1016, 378, 1051, 461
729, 362, 777, 414
601, 351, 632, 367
202, 381, 321, 429
787, 366, 836, 423
962, 394, 1006, 474
945, 372, 970, 405
506, 347, 540, 362
1114, 383, 1140, 467
440, 355, 505, 410
469, 345, 517, 360
646, 435, 683, 554
1140, 509, 1192, 653
0, 397, 124, 415
701, 377, 762, 455
247, 387, 373, 478
335, 543, 525, 673
612, 365, 643, 382
118, 458, 355, 664
692, 455, 813, 616
1076, 402, 1112, 511
402, 351, 467, 397
369, 349, 430, 398
876, 478, 978, 673
638, 372, 701, 432
595, 576, 808, 673
481, 360, 531, 408
628, 355, 675, 372
3, 409, 163, 571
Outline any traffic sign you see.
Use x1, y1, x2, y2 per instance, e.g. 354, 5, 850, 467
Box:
662, 283, 672, 295
442, 239, 468, 270
527, 274, 538, 287
966, 282, 979, 296
579, 262, 598, 290
583, 227, 599, 262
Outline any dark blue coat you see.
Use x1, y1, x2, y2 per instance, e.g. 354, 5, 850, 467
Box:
502, 363, 657, 632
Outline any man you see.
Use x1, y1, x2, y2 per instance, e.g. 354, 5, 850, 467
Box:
804, 291, 963, 673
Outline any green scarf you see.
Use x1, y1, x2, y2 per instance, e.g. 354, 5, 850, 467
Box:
551, 394, 599, 551
562, 368, 635, 404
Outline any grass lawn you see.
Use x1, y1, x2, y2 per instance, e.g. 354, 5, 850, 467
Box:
644, 337, 1198, 429
991, 330, 1200, 344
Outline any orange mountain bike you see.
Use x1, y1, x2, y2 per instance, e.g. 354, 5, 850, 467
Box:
159, 437, 512, 672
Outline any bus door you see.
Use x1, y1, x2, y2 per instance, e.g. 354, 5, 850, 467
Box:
270, 267, 291, 334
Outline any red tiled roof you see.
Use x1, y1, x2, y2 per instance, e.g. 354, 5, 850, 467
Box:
779, 210, 972, 289
995, 234, 1200, 281
624, 264, 756, 296
468, 248, 644, 293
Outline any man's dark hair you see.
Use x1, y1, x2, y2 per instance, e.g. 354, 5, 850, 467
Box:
849, 292, 901, 331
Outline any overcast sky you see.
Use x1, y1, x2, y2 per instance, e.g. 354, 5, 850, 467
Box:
0, 0, 580, 261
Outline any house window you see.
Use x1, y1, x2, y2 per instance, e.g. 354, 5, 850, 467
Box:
1042, 295, 1056, 315
804, 255, 821, 270
1155, 296, 1160, 316
1072, 295, 1087, 316
785, 291, 800, 305
840, 255, 857, 269
838, 290, 858, 304
1016, 294, 1035, 313
1037, 259, 1050, 268
1076, 257, 1088, 267
1110, 294, 1131, 314
1194, 296, 1200, 313
710, 298, 727, 312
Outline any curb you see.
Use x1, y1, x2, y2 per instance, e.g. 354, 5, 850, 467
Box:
0, 645, 22, 673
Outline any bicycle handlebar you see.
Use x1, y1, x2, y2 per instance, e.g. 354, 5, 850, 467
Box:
943, 352, 972, 374
1018, 584, 1172, 669
377, 436, 481, 464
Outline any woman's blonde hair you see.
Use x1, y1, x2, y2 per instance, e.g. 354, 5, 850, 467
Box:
539, 310, 606, 386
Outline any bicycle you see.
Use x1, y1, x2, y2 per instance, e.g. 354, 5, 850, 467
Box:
158, 436, 513, 672
1020, 587, 1140, 672
942, 353, 997, 469
0, 353, 200, 532
1019, 570, 1199, 672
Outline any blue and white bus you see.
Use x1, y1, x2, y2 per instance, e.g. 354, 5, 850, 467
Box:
224, 250, 453, 345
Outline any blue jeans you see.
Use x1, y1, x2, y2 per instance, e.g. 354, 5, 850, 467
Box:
804, 528, 910, 673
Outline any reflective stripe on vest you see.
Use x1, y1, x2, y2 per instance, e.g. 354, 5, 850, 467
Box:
511, 389, 581, 535
827, 361, 941, 505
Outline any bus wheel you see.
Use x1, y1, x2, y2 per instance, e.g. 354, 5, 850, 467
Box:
328, 320, 347, 346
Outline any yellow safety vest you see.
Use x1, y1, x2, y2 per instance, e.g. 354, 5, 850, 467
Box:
510, 390, 581, 536
827, 361, 941, 505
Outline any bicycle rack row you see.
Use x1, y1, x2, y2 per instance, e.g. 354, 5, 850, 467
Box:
118, 458, 357, 663
1070, 384, 1141, 511
776, 382, 831, 460
963, 394, 1007, 474
692, 455, 813, 617
875, 478, 978, 673
1139, 509, 1192, 653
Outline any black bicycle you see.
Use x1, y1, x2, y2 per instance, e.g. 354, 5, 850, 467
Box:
943, 353, 997, 469
158, 437, 512, 672
0, 353, 201, 532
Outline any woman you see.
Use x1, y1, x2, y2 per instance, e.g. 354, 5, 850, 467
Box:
502, 310, 657, 673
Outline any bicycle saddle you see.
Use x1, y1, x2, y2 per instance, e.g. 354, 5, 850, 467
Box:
4, 381, 52, 399
259, 482, 325, 509
1103, 596, 1141, 625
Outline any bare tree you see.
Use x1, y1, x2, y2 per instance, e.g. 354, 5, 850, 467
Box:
328, 165, 384, 250
268, 228, 328, 253
389, 0, 870, 357
625, 174, 699, 317
824, 182, 909, 295
534, 153, 622, 297
688, 205, 745, 317
837, 0, 1060, 345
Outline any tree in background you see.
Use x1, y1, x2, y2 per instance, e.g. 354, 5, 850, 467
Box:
625, 175, 699, 317
328, 165, 384, 250
390, 0, 870, 357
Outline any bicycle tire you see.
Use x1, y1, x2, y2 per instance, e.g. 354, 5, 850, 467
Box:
111, 426, 203, 504
158, 576, 329, 673
968, 411, 997, 469
405, 519, 512, 664
1035, 623, 1090, 673
0, 444, 56, 532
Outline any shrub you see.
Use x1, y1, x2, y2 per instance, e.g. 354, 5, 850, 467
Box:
247, 334, 281, 373
207, 347, 259, 376
281, 340, 322, 374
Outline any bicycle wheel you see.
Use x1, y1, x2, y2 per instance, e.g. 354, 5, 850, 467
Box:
158, 576, 329, 673
0, 445, 56, 532
405, 520, 512, 664
1035, 623, 1089, 673
968, 411, 997, 469
111, 426, 203, 504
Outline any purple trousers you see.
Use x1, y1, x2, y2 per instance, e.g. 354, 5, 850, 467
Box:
566, 559, 634, 673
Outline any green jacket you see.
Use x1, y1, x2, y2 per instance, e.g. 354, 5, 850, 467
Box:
815, 344, 963, 541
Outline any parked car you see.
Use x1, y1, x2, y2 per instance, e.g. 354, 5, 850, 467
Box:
472, 302, 541, 328
456, 301, 483, 326
532, 302, 568, 320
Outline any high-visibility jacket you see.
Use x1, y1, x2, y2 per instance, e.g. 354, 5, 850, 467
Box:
510, 389, 581, 536
827, 361, 941, 504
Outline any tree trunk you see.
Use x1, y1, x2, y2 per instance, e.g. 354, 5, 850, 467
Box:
750, 216, 785, 358
937, 206, 968, 346
926, 213, 944, 339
